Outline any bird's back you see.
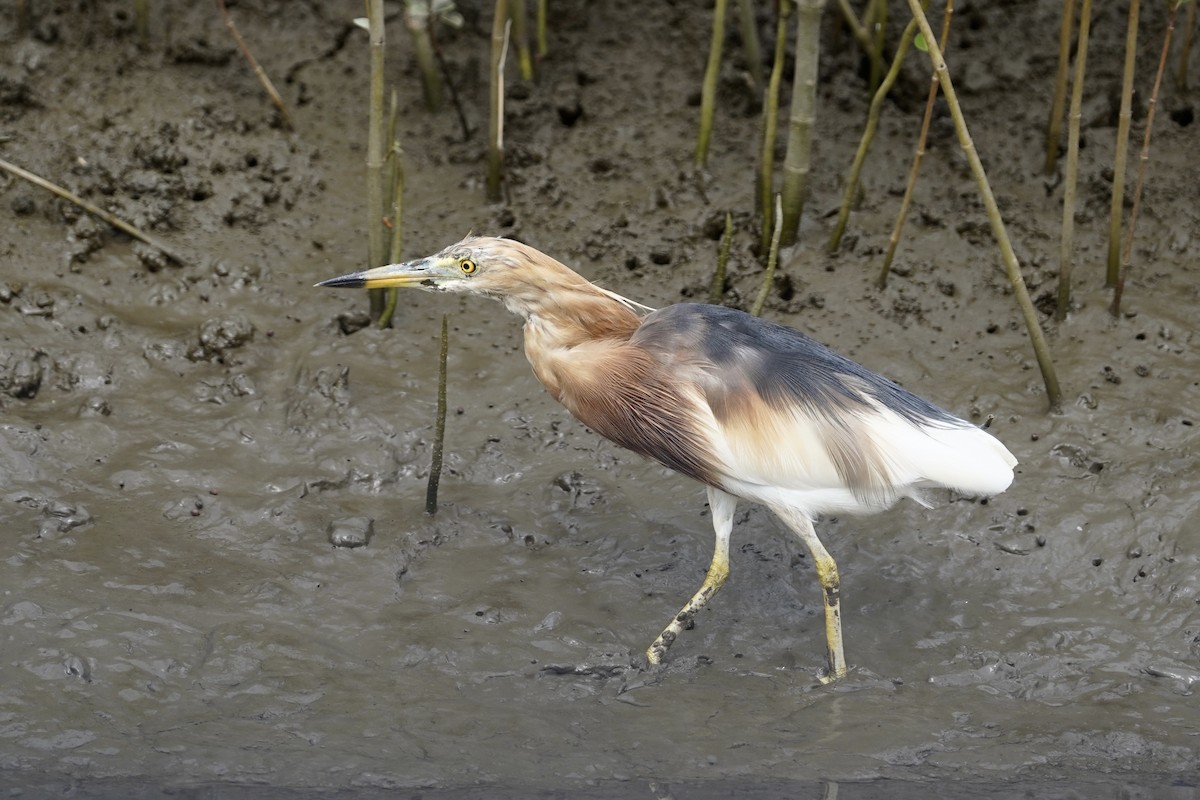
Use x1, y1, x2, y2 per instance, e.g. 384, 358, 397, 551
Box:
629, 304, 1017, 515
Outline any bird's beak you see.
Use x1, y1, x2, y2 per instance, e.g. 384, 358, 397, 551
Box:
315, 257, 453, 290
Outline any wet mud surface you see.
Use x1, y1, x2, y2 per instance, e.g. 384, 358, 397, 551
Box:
2, 1, 1199, 796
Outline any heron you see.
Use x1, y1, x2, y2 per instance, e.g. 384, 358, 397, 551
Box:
317, 236, 1017, 681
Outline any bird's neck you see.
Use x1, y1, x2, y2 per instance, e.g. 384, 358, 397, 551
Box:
500, 258, 642, 349
511, 271, 642, 404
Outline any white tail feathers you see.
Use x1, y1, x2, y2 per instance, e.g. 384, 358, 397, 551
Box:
899, 420, 1017, 497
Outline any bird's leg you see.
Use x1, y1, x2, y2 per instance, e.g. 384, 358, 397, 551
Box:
773, 506, 848, 683
645, 487, 738, 666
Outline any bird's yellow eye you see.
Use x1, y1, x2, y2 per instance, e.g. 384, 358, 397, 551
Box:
460, 258, 478, 275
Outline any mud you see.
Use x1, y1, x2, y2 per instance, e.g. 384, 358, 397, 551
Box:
2, 0, 1199, 796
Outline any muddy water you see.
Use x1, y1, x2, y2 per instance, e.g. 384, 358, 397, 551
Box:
2, 0, 1199, 796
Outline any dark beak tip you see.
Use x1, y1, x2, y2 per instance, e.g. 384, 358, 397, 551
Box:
315, 275, 366, 289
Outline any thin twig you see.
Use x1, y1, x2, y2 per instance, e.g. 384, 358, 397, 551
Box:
537, 0, 549, 58
0, 156, 188, 266
379, 89, 405, 329
1057, 0, 1091, 322
758, 0, 790, 253
215, 0, 295, 130
1106, 0, 1140, 287
1112, 0, 1179, 317
752, 196, 783, 317
404, 1, 445, 111
426, 315, 450, 515
834, 0, 884, 82
488, 6, 511, 201
696, 0, 729, 168
1178, 0, 1196, 91
508, 0, 535, 80
1043, 0, 1077, 174
828, 14, 922, 255
710, 212, 734, 305
880, 0, 954, 287
366, 0, 388, 322
904, 0, 1063, 410
737, 0, 765, 96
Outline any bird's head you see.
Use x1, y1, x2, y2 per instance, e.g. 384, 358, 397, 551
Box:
318, 235, 652, 324
317, 236, 552, 308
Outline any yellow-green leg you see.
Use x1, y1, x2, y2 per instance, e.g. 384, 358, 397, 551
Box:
646, 487, 738, 665
773, 505, 848, 682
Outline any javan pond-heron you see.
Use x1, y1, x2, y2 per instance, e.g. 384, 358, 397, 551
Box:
318, 236, 1017, 681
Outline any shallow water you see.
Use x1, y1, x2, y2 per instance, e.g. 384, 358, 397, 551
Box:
3, 0, 1199, 795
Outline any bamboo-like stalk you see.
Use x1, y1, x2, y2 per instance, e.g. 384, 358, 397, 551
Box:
710, 212, 734, 305
780, 0, 824, 246
488, 4, 511, 202
215, 0, 294, 130
1179, 0, 1196, 91
904, 0, 1063, 410
879, 0, 954, 288
426, 314, 450, 515
1112, 0, 1179, 317
696, 0, 729, 168
379, 90, 405, 329
828, 15, 921, 255
366, 0, 388, 321
508, 0, 534, 80
1043, 0, 1077, 175
1057, 0, 1092, 322
404, 2, 444, 111
737, 0, 764, 96
0, 156, 188, 266
1106, 0, 1140, 288
757, 0, 790, 252
537, 0, 549, 58
752, 196, 783, 317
